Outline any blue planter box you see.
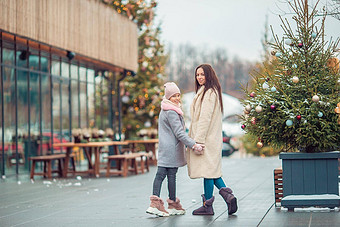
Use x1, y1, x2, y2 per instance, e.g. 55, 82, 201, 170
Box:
279, 151, 340, 210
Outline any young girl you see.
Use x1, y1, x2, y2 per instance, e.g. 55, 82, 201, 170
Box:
146, 82, 203, 217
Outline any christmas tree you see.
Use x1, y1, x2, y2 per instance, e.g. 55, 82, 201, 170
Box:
103, 0, 168, 139
241, 0, 340, 153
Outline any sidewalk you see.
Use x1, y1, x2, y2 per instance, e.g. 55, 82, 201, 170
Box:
0, 152, 339, 227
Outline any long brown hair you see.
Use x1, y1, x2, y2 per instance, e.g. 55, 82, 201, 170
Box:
194, 64, 224, 113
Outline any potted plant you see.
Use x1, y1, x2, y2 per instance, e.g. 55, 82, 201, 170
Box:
241, 0, 340, 210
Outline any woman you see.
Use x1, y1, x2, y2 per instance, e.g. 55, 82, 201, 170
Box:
187, 64, 238, 215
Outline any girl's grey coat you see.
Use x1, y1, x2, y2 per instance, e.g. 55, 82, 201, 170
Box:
158, 110, 196, 168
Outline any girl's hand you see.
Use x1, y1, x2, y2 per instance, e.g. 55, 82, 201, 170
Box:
192, 144, 204, 155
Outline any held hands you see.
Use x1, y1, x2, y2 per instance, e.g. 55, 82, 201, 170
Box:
192, 143, 205, 155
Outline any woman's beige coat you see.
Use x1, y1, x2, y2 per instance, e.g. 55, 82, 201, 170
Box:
187, 86, 223, 179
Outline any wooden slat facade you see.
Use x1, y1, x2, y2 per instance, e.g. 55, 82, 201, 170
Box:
0, 0, 138, 71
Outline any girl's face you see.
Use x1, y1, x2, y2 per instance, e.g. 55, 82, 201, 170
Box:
196, 67, 206, 86
169, 93, 181, 105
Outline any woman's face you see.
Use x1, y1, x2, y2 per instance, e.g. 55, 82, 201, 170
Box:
169, 93, 181, 105
196, 67, 206, 86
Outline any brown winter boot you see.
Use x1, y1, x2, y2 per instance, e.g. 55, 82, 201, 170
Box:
146, 195, 169, 217
219, 187, 238, 215
192, 195, 214, 215
167, 197, 186, 215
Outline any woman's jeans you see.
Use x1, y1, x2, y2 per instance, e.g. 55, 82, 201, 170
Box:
204, 177, 226, 199
152, 166, 178, 201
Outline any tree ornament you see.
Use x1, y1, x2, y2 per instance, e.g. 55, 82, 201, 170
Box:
286, 119, 293, 126
244, 109, 250, 115
245, 104, 252, 112
285, 69, 292, 76
251, 117, 256, 124
122, 95, 130, 103
285, 39, 292, 45
271, 50, 277, 56
256, 141, 264, 148
292, 76, 299, 83
144, 36, 150, 45
271, 87, 277, 92
298, 42, 303, 48
318, 112, 323, 118
255, 106, 263, 113
250, 92, 256, 97
296, 115, 302, 120
312, 95, 320, 102
335, 103, 340, 113
150, 40, 156, 47
144, 120, 151, 128
275, 52, 282, 57
311, 32, 317, 38
262, 82, 269, 89
241, 124, 246, 129
292, 64, 297, 68
327, 57, 340, 74
270, 105, 276, 110
128, 107, 134, 113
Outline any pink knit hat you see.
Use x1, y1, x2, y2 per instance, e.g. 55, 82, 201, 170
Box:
164, 82, 181, 99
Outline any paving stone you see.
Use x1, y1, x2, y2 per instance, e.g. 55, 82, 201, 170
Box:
0, 152, 339, 226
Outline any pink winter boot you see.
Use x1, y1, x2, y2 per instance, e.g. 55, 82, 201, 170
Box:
167, 198, 186, 215
146, 195, 169, 217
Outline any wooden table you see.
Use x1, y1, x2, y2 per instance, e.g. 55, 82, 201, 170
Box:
53, 141, 128, 178
125, 139, 158, 165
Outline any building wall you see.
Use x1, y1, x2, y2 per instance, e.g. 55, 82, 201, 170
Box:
0, 0, 138, 72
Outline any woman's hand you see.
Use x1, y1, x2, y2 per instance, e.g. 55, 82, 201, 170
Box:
192, 143, 205, 155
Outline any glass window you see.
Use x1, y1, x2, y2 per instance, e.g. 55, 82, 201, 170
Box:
3, 47, 14, 66
16, 49, 28, 67
88, 82, 95, 128
79, 67, 86, 82
95, 75, 103, 128
3, 66, 16, 175
88, 69, 95, 83
80, 82, 87, 128
29, 55, 40, 71
17, 70, 29, 163
70, 64, 78, 80
61, 62, 69, 78
29, 72, 40, 134
61, 80, 69, 138
51, 60, 61, 76
41, 74, 51, 147
71, 80, 79, 128
3, 67, 15, 135
40, 56, 49, 73
52, 78, 61, 134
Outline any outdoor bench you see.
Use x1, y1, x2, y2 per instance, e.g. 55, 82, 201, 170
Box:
274, 167, 283, 206
105, 152, 151, 177
29, 153, 76, 180
29, 154, 66, 180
